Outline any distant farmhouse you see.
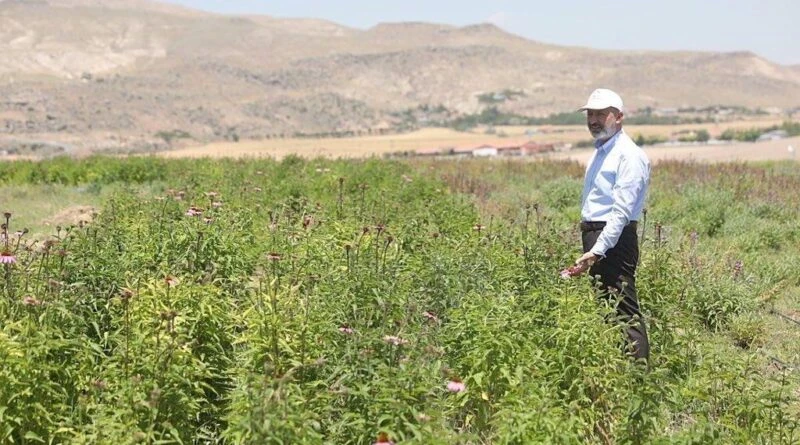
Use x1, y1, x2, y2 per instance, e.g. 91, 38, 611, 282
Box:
393, 140, 558, 159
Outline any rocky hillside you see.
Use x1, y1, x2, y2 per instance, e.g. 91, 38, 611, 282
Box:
1, 0, 799, 152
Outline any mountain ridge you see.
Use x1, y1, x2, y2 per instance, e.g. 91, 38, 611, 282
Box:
0, 0, 798, 152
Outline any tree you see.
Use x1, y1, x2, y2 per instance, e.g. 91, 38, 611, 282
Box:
720, 129, 736, 141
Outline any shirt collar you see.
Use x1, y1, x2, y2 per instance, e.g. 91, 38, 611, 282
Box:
594, 129, 623, 152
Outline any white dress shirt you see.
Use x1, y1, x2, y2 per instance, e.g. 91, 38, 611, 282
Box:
581, 129, 650, 257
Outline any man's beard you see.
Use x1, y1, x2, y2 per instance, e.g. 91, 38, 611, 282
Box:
589, 124, 616, 141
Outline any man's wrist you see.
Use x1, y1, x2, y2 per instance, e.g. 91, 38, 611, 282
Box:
590, 249, 605, 258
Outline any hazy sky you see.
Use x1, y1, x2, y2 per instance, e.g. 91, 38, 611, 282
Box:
162, 0, 799, 65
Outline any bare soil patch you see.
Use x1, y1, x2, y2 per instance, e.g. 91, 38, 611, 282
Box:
42, 205, 96, 228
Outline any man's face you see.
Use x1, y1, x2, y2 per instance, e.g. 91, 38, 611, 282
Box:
586, 107, 621, 141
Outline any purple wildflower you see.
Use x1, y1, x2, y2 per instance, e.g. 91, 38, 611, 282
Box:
423, 311, 439, 322
383, 335, 408, 346
447, 379, 466, 393
185, 206, 203, 217
22, 295, 42, 306
0, 251, 16, 264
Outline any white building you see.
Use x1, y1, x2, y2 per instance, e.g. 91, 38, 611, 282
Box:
472, 145, 498, 157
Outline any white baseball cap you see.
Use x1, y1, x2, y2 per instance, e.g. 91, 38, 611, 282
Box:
578, 88, 624, 112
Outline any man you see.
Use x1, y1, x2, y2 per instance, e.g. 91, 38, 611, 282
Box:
573, 88, 650, 362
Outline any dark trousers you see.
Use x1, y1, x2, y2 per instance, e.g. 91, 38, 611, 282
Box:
581, 222, 650, 362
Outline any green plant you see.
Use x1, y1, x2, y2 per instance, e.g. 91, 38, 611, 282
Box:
0, 157, 798, 444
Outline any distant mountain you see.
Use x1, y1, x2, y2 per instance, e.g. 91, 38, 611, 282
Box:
1, 0, 799, 152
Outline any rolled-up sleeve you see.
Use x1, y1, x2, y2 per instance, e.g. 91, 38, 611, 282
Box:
590, 153, 649, 257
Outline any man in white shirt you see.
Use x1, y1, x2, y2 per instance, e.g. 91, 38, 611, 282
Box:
573, 88, 650, 362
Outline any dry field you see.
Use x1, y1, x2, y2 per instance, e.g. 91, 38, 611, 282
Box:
158, 118, 792, 162
497, 117, 787, 141
546, 136, 800, 165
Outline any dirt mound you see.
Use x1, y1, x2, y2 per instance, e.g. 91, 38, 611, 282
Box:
42, 205, 97, 228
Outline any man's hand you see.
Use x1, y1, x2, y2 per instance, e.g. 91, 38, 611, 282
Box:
573, 252, 599, 274
561, 252, 600, 278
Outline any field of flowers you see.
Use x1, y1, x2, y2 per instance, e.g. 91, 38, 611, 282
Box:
0, 156, 798, 444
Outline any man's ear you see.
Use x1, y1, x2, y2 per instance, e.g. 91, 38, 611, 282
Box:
615, 111, 624, 124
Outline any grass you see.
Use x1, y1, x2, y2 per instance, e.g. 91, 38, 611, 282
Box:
0, 183, 161, 237
763, 287, 800, 368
